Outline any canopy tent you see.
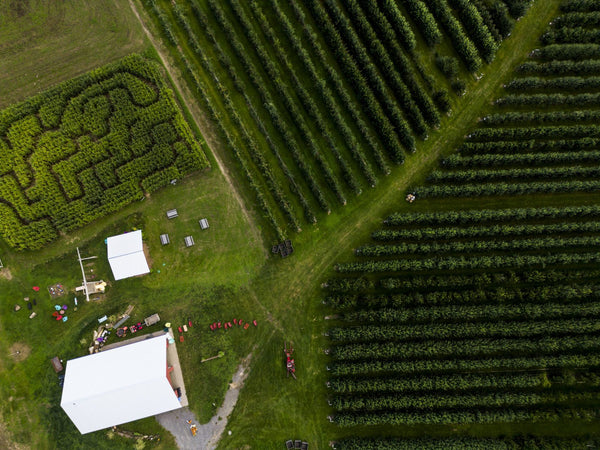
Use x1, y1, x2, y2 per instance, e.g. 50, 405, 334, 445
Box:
60, 334, 181, 434
106, 230, 150, 280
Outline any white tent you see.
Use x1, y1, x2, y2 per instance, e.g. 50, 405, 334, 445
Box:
60, 334, 181, 434
106, 230, 150, 280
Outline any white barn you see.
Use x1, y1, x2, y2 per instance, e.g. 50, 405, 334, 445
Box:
60, 334, 181, 434
106, 230, 150, 281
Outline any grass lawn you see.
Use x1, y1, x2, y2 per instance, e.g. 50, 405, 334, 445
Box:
0, 0, 149, 109
3, 0, 596, 449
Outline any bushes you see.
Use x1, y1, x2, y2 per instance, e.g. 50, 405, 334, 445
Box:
447, 0, 499, 63
426, 0, 482, 71
399, 0, 442, 47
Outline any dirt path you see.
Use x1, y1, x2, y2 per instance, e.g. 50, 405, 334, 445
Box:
127, 0, 264, 253
156, 354, 252, 450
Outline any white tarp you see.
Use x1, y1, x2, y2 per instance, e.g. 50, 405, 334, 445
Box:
106, 230, 150, 280
60, 334, 181, 434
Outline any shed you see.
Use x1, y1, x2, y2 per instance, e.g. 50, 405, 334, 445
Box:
160, 234, 170, 245
106, 230, 150, 281
51, 356, 64, 373
166, 209, 178, 219
60, 334, 181, 434
184, 236, 195, 247
199, 218, 209, 230
144, 313, 160, 327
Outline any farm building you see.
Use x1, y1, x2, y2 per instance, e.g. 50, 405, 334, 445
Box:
60, 334, 182, 434
106, 230, 150, 281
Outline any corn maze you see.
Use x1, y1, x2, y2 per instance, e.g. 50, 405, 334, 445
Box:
0, 55, 209, 250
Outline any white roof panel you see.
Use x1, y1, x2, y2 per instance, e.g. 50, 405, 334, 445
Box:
106, 230, 149, 280
107, 230, 143, 259
60, 335, 181, 434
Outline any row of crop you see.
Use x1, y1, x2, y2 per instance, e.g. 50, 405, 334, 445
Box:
322, 0, 421, 144
505, 75, 600, 92
324, 288, 573, 311
329, 372, 548, 395
337, 436, 600, 450
333, 436, 600, 450
481, 109, 600, 126
246, 0, 362, 196
289, 3, 390, 174
355, 235, 600, 258
379, 267, 600, 291
561, 0, 600, 13
496, 92, 600, 107
414, 179, 600, 198
368, 0, 415, 51
331, 390, 599, 412
341, 300, 600, 325
553, 11, 600, 28
426, 0, 482, 71
192, 1, 330, 214
329, 318, 600, 346
385, 203, 600, 227
535, 42, 600, 60
517, 58, 600, 76
469, 124, 600, 141
336, 250, 600, 273
148, 2, 285, 239
210, 0, 348, 206
343, 0, 428, 137
332, 406, 600, 426
305, 0, 407, 161
266, 0, 378, 186
329, 283, 600, 310
459, 136, 600, 155
380, 268, 600, 292
427, 165, 600, 184
331, 333, 600, 362
398, 0, 441, 47
323, 270, 595, 295
443, 150, 600, 171
329, 351, 600, 377
360, 0, 441, 128
373, 219, 600, 241
541, 27, 600, 45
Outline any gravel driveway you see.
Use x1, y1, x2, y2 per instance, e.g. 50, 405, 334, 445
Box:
156, 355, 251, 449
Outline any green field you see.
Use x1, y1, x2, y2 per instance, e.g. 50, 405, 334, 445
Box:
0, 0, 149, 109
1, 0, 600, 449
